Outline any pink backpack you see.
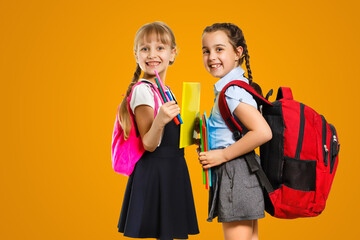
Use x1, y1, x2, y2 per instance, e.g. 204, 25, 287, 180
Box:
111, 81, 160, 176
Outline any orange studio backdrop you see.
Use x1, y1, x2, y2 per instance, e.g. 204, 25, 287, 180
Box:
1, 0, 359, 239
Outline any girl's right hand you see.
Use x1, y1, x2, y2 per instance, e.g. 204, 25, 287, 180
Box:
156, 101, 180, 128
199, 149, 227, 169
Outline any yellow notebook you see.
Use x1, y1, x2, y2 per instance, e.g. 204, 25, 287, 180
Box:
179, 82, 201, 148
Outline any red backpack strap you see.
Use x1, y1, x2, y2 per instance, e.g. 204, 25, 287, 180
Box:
218, 80, 272, 136
276, 87, 293, 100
218, 81, 275, 203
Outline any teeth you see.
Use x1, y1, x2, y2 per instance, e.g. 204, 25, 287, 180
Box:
210, 64, 221, 68
147, 62, 160, 66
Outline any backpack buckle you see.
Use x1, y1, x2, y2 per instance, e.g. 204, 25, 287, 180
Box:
233, 131, 241, 141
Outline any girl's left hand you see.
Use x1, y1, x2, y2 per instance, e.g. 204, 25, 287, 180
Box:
199, 149, 226, 169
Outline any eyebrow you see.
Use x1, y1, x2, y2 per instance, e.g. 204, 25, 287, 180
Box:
202, 44, 227, 49
139, 42, 166, 47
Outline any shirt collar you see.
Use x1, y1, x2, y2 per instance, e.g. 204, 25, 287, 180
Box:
213, 66, 248, 94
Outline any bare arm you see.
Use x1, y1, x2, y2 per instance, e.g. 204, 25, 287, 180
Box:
134, 101, 180, 152
199, 102, 272, 168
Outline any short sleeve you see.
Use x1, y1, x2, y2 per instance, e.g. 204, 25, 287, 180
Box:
225, 86, 257, 114
129, 84, 156, 114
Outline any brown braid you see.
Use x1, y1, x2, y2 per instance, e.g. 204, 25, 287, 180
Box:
243, 48, 252, 84
203, 23, 255, 86
117, 64, 141, 139
126, 64, 142, 97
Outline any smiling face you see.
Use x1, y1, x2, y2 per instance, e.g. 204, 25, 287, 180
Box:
202, 30, 243, 79
135, 32, 176, 81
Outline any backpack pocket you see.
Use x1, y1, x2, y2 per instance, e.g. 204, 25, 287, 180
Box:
282, 156, 316, 191
280, 156, 317, 216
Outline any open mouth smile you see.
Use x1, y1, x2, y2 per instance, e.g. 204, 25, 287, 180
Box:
146, 61, 161, 67
209, 63, 222, 69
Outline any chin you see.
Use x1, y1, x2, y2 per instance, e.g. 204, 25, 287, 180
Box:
210, 71, 225, 78
208, 68, 226, 78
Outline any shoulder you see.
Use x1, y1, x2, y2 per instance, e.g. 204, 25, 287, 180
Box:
129, 81, 156, 113
131, 81, 154, 96
224, 85, 257, 110
225, 85, 251, 97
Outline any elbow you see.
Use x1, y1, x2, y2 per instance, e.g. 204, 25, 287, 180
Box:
143, 142, 157, 152
141, 133, 161, 152
263, 126, 272, 143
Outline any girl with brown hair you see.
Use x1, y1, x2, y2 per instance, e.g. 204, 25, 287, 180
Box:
199, 23, 272, 240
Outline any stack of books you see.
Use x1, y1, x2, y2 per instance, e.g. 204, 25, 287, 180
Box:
200, 112, 212, 190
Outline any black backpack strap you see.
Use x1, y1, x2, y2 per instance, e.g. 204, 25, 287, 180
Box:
244, 152, 275, 216
265, 89, 273, 101
244, 151, 274, 194
165, 85, 178, 104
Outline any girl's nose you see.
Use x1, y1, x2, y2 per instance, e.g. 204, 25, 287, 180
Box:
209, 51, 216, 60
148, 49, 156, 59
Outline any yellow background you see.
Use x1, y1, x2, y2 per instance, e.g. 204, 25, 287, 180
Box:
1, 0, 359, 239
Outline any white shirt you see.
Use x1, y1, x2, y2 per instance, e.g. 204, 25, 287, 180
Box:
129, 79, 163, 114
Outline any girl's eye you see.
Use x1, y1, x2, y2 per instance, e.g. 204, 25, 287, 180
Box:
203, 50, 209, 54
157, 46, 164, 50
216, 48, 223, 52
141, 47, 148, 51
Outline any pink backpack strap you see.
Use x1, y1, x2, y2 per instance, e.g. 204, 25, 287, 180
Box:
127, 81, 161, 117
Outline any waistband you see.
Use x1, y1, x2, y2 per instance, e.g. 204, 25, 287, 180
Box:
143, 146, 184, 158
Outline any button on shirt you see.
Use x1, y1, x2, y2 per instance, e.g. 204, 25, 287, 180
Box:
208, 67, 257, 150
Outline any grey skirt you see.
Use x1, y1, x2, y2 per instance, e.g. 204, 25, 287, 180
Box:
207, 153, 265, 222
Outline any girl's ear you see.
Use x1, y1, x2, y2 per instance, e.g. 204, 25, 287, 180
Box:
235, 46, 243, 61
170, 48, 176, 62
134, 51, 139, 63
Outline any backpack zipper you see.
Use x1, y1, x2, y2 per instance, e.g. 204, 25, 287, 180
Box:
329, 124, 339, 174
295, 103, 305, 159
321, 115, 328, 166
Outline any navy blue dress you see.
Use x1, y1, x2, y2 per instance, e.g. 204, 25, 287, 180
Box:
118, 120, 199, 240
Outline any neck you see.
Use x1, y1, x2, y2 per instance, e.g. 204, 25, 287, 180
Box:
142, 70, 167, 85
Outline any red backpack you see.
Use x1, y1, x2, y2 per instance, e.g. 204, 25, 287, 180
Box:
218, 81, 340, 219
